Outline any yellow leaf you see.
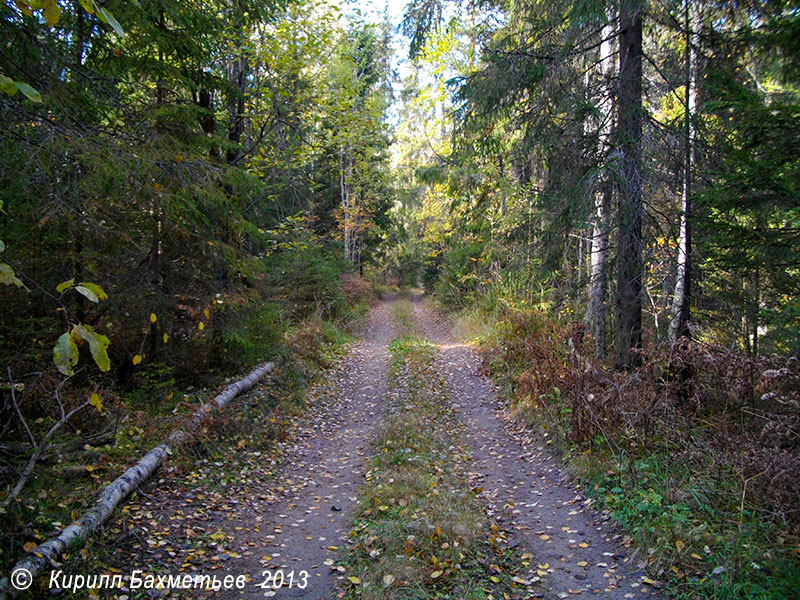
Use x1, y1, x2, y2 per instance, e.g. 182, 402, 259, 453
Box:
163, 333, 168, 343
132, 354, 142, 365
383, 574, 395, 586
348, 576, 361, 585
577, 561, 588, 567
675, 540, 686, 552
56, 278, 75, 293
198, 322, 205, 331
578, 542, 589, 548
43, 0, 61, 27
642, 576, 656, 585
89, 392, 102, 413
150, 313, 157, 323
23, 542, 37, 552
80, 548, 89, 559
690, 553, 703, 560
85, 465, 94, 472
204, 308, 210, 319
539, 534, 550, 541
490, 575, 500, 583
430, 570, 443, 579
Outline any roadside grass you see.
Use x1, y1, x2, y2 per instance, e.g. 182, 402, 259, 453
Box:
567, 433, 800, 600
455, 305, 800, 600
389, 296, 414, 331
340, 300, 538, 600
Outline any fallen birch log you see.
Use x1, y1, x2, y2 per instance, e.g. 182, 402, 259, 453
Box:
0, 356, 283, 600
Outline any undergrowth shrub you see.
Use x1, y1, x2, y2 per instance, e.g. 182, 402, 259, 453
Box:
487, 309, 800, 528
341, 273, 373, 305
213, 300, 283, 371
430, 241, 483, 306
260, 220, 349, 321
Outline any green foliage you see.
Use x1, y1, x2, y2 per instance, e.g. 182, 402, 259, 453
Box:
125, 361, 176, 410
0, 73, 41, 102
215, 302, 283, 370
429, 241, 483, 306
697, 61, 800, 353
261, 221, 349, 320
0, 240, 25, 288
52, 331, 79, 376
0, 0, 394, 573
52, 325, 110, 375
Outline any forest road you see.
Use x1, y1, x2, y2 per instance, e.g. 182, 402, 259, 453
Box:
410, 295, 666, 599
216, 300, 393, 599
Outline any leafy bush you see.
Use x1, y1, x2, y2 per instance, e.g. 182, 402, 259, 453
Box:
214, 301, 283, 371
341, 273, 373, 305
429, 241, 483, 307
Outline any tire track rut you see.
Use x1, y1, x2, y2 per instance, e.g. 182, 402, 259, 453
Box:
411, 296, 665, 599
222, 301, 394, 599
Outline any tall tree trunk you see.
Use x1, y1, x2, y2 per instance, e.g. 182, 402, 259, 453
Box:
587, 181, 611, 358
614, 0, 644, 370
197, 89, 219, 159
585, 14, 615, 359
73, 1, 84, 68
340, 146, 354, 263
749, 267, 760, 356
668, 0, 698, 342
225, 0, 248, 164
156, 10, 165, 105
226, 54, 247, 164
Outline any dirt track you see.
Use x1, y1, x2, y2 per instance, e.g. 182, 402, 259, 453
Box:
410, 295, 663, 599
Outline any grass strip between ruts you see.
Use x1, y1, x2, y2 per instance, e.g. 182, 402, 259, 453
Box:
339, 299, 539, 600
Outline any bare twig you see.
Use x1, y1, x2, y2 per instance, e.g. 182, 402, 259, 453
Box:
6, 369, 35, 450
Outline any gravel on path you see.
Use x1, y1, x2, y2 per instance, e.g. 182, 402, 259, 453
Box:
221, 300, 394, 599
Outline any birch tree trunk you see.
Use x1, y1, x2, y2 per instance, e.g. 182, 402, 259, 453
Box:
584, 15, 615, 359
668, 0, 698, 342
614, 0, 644, 370
340, 146, 355, 263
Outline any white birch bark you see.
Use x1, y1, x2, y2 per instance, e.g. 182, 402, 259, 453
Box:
668, 0, 698, 342
584, 15, 615, 358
